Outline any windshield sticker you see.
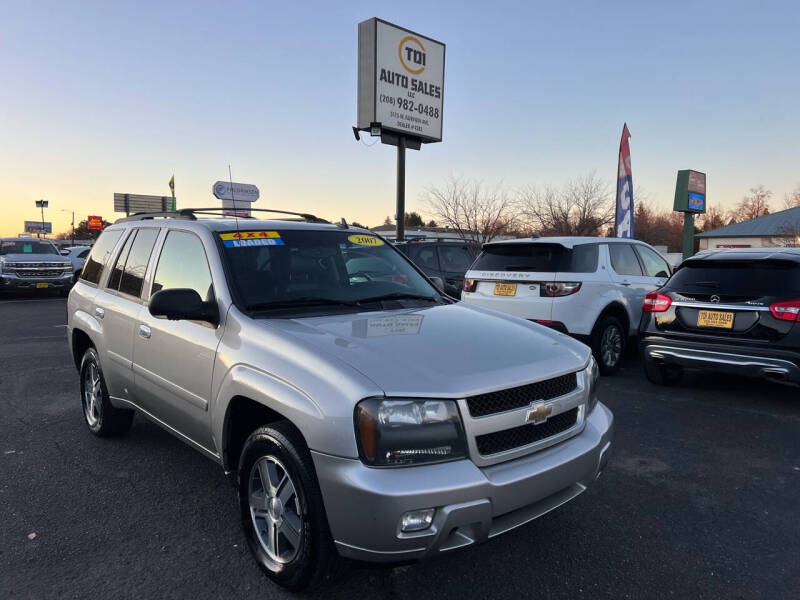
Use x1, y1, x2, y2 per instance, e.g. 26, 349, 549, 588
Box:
23, 244, 32, 253
347, 234, 384, 247
219, 231, 284, 248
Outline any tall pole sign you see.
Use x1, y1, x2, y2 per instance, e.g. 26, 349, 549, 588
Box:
357, 18, 445, 241
614, 124, 633, 238
673, 170, 707, 259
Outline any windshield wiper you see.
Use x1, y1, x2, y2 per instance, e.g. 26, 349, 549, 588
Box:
687, 281, 720, 288
246, 297, 362, 311
502, 265, 535, 271
356, 292, 440, 304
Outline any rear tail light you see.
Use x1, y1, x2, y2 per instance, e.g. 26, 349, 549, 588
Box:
541, 282, 581, 297
463, 278, 476, 293
643, 292, 672, 313
769, 299, 800, 322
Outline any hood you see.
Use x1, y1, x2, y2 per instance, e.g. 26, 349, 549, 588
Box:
263, 303, 590, 398
0, 253, 70, 263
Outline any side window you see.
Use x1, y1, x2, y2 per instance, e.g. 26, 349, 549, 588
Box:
409, 246, 440, 270
438, 245, 474, 272
107, 231, 135, 290
635, 245, 671, 278
151, 231, 213, 301
609, 243, 643, 276
78, 249, 90, 259
567, 244, 599, 273
119, 229, 159, 297
80, 230, 123, 284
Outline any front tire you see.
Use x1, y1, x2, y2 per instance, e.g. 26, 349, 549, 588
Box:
238, 422, 339, 591
79, 347, 134, 436
591, 315, 626, 375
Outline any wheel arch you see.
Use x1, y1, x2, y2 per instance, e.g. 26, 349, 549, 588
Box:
215, 365, 329, 478
71, 328, 95, 371
593, 301, 631, 337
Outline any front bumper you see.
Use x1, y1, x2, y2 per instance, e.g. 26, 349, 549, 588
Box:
312, 403, 613, 562
642, 337, 800, 383
1, 272, 73, 290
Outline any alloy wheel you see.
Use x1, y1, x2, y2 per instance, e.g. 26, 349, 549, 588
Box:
248, 456, 303, 564
601, 325, 622, 368
83, 362, 102, 427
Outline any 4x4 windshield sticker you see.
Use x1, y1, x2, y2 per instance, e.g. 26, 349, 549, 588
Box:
219, 231, 284, 248
347, 234, 384, 247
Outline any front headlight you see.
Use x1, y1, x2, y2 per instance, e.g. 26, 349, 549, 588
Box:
586, 355, 600, 414
355, 398, 467, 467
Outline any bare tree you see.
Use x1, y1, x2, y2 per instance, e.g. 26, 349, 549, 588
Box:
783, 183, 800, 210
699, 206, 726, 232
730, 185, 772, 222
422, 177, 515, 243
517, 172, 613, 236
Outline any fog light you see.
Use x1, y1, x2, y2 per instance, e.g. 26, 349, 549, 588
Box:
400, 508, 435, 532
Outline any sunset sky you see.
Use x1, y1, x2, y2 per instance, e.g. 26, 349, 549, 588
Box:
2, 1, 798, 237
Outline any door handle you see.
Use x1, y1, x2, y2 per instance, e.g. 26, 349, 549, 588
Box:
94, 307, 105, 319
138, 324, 151, 339
620, 281, 631, 287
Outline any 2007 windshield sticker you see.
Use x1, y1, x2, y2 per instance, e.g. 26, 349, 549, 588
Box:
219, 231, 284, 248
347, 234, 384, 247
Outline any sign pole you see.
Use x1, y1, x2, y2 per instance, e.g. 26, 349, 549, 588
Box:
396, 136, 406, 242
683, 213, 694, 259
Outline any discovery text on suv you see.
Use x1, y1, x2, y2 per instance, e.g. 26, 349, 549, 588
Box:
67, 209, 613, 590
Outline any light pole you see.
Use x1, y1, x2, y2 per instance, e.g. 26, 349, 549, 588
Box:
35, 199, 49, 238
59, 209, 75, 246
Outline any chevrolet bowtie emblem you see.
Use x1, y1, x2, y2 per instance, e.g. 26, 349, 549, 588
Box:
527, 401, 552, 425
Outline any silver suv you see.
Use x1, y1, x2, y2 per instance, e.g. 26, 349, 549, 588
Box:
66, 209, 613, 590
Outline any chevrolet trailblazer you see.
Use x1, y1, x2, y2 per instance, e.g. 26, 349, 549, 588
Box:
66, 208, 613, 590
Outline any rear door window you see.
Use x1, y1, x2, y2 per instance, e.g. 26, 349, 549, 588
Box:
408, 245, 440, 270
118, 229, 159, 297
438, 245, 474, 272
107, 231, 135, 290
80, 230, 123, 284
609, 243, 643, 276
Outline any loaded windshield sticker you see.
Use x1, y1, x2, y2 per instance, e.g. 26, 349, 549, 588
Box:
219, 231, 284, 248
347, 234, 384, 247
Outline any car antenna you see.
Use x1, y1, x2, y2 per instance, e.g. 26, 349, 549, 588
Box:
338, 218, 348, 229
228, 164, 242, 240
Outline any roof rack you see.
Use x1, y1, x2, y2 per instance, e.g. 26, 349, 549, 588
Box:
115, 207, 327, 224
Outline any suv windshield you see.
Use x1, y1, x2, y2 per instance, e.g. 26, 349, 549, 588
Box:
472, 243, 598, 273
0, 240, 60, 255
669, 260, 800, 296
219, 229, 440, 313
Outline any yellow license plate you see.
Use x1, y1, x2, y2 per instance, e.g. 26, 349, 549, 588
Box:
697, 310, 734, 329
36, 282, 49, 289
493, 282, 517, 296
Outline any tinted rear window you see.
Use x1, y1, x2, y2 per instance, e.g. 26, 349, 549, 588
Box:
472, 243, 598, 273
668, 260, 800, 296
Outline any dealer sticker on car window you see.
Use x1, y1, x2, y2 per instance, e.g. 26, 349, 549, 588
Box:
347, 234, 384, 247
219, 231, 284, 248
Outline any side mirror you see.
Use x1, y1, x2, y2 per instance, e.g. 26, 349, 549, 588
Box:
149, 288, 218, 326
429, 276, 445, 291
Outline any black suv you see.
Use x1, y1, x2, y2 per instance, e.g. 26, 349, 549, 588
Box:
395, 240, 480, 297
639, 247, 800, 386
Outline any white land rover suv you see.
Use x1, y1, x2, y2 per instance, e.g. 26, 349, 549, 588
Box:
462, 237, 672, 374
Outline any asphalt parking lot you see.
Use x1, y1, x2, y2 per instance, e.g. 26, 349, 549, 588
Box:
2, 295, 799, 599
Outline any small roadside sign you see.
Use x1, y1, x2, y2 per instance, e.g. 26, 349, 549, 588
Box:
88, 216, 103, 230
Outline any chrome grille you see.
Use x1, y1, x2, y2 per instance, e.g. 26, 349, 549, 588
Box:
466, 373, 578, 417
16, 269, 64, 278
475, 407, 579, 455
